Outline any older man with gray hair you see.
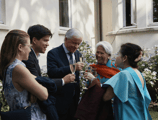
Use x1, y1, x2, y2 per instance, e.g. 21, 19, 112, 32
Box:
47, 28, 84, 120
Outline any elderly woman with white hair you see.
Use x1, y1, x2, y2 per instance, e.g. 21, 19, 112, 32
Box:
84, 41, 121, 86
75, 41, 120, 120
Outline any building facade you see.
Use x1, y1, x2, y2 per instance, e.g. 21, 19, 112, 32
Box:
101, 0, 158, 54
0, 0, 96, 67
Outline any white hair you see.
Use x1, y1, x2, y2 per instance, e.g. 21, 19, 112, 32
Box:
65, 28, 83, 39
96, 41, 113, 55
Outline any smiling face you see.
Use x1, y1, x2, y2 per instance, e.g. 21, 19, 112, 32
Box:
65, 36, 82, 53
33, 35, 50, 55
96, 45, 110, 65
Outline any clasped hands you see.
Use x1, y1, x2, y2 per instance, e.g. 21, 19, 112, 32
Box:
84, 72, 95, 81
84, 70, 101, 88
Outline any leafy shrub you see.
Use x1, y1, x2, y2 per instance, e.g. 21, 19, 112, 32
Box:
0, 80, 10, 112
138, 46, 158, 102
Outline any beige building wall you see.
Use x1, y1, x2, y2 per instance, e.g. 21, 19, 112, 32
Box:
0, 0, 95, 67
101, 0, 113, 43
101, 0, 158, 54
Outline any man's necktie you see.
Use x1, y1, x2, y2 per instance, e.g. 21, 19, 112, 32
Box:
68, 52, 73, 64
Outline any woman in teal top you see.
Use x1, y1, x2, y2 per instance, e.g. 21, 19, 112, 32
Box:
103, 43, 152, 120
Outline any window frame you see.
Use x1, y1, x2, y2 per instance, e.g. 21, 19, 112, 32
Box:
0, 0, 5, 24
59, 0, 72, 30
123, 0, 137, 28
148, 0, 158, 26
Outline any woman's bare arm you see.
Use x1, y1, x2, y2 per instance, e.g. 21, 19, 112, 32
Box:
103, 86, 115, 101
12, 65, 48, 101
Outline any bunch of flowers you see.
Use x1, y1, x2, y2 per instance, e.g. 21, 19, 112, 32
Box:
41, 65, 48, 77
78, 41, 97, 97
0, 80, 10, 112
138, 45, 158, 102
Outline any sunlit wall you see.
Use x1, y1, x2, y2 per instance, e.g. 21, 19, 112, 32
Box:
102, 0, 158, 54
0, 0, 95, 67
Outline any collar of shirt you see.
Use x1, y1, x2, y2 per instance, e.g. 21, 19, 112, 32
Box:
31, 47, 40, 60
62, 43, 75, 61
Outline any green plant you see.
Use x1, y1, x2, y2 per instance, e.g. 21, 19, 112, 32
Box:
41, 65, 48, 77
78, 41, 97, 97
0, 80, 10, 112
138, 46, 158, 102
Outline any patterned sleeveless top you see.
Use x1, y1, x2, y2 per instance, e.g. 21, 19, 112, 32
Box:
3, 59, 47, 120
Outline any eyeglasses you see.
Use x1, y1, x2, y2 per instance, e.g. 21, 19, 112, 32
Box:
25, 44, 32, 48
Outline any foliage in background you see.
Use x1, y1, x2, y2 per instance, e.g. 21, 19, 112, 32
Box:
41, 65, 48, 77
78, 41, 97, 97
138, 45, 158, 102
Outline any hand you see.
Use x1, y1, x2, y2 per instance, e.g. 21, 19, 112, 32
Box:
75, 62, 84, 71
91, 68, 98, 77
63, 74, 75, 84
30, 94, 37, 103
88, 78, 101, 88
84, 72, 95, 80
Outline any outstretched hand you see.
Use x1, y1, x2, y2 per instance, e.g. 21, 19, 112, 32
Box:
88, 78, 101, 88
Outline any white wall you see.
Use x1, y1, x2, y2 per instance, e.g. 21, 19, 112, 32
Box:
111, 31, 158, 53
0, 0, 95, 67
103, 0, 158, 54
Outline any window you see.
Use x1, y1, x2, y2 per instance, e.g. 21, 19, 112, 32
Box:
0, 0, 5, 24
148, 0, 158, 26
123, 0, 136, 27
59, 0, 71, 28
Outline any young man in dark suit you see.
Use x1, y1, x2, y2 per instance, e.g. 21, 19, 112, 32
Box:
47, 28, 84, 120
23, 24, 75, 87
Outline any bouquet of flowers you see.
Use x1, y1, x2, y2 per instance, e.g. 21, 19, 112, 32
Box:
78, 41, 97, 97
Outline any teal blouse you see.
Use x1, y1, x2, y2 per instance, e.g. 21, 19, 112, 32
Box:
103, 67, 152, 120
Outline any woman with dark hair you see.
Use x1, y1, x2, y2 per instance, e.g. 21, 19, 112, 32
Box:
103, 43, 152, 120
0, 30, 48, 120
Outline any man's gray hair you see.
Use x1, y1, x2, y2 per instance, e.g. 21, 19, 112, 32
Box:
96, 41, 113, 55
65, 28, 83, 39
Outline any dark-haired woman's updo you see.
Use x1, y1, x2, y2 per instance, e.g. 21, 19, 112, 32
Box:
120, 43, 143, 68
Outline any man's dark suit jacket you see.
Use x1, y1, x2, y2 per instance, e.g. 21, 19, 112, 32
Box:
47, 44, 81, 116
23, 49, 41, 76
23, 49, 62, 87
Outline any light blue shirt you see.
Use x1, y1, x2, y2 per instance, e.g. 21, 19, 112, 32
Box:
62, 44, 76, 85
103, 67, 152, 120
62, 43, 75, 62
